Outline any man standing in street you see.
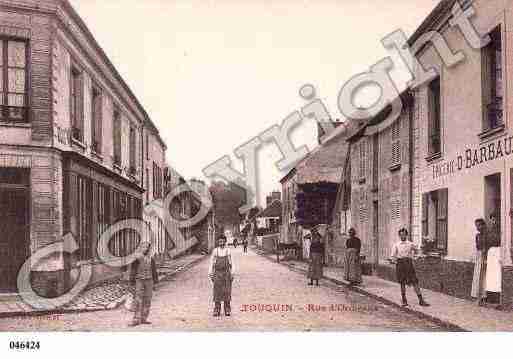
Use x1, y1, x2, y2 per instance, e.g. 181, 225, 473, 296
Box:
129, 241, 159, 327
391, 228, 430, 308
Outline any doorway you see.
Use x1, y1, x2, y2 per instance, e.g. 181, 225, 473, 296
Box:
0, 168, 30, 293
484, 173, 501, 303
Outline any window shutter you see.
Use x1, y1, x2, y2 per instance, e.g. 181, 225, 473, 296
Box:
436, 188, 448, 252
95, 94, 102, 152
76, 74, 84, 134
482, 44, 492, 129
391, 121, 401, 166
422, 193, 429, 236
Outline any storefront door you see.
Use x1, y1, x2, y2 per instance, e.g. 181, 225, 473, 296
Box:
0, 186, 29, 292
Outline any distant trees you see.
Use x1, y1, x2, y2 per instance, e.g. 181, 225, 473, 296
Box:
209, 181, 247, 230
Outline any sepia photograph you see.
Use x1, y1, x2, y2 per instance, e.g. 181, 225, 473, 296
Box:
0, 0, 513, 356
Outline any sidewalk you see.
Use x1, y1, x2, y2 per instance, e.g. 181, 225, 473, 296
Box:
0, 253, 207, 319
255, 247, 513, 332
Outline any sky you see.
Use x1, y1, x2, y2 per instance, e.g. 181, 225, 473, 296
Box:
69, 0, 440, 206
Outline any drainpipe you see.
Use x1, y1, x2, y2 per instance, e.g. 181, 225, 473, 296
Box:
408, 92, 414, 237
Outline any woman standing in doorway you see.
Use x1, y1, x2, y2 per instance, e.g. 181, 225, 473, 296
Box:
344, 228, 362, 285
209, 235, 235, 316
471, 218, 488, 306
307, 228, 325, 286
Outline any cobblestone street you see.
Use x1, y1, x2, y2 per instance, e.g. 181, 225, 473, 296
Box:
1, 248, 444, 331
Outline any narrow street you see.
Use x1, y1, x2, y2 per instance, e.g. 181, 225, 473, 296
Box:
1, 248, 444, 331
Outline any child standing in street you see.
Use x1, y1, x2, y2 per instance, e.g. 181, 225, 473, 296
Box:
391, 228, 430, 308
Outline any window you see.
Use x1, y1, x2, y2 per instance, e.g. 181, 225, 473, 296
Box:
76, 175, 93, 261
391, 198, 401, 220
391, 120, 401, 167
129, 126, 136, 175
113, 109, 121, 166
153, 162, 162, 199
340, 208, 351, 235
428, 77, 441, 156
146, 168, 150, 203
146, 133, 149, 160
372, 135, 379, 188
422, 188, 448, 253
91, 85, 102, 154
358, 140, 366, 180
70, 65, 84, 141
0, 39, 28, 122
482, 26, 503, 131
97, 183, 110, 259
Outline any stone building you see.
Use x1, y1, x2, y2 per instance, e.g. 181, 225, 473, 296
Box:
333, 93, 414, 274
406, 0, 513, 307
333, 0, 513, 309
0, 0, 173, 296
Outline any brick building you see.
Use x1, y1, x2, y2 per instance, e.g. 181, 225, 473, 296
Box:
0, 0, 179, 296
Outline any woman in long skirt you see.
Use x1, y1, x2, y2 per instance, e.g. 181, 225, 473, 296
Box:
307, 229, 324, 286
209, 235, 235, 316
344, 228, 362, 285
471, 218, 488, 305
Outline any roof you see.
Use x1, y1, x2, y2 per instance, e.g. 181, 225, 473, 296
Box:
408, 0, 460, 47
295, 134, 348, 185
257, 200, 282, 219
346, 91, 413, 143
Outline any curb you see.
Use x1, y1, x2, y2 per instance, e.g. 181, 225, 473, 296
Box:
0, 255, 209, 320
255, 249, 467, 332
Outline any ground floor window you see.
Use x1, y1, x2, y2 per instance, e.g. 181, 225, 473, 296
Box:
421, 188, 448, 253
340, 209, 351, 234
69, 172, 142, 262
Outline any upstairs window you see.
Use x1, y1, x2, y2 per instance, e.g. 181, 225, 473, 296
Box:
482, 26, 503, 131
146, 133, 149, 160
70, 64, 84, 141
358, 140, 366, 180
91, 85, 102, 154
153, 162, 162, 199
129, 126, 137, 175
428, 77, 441, 156
113, 109, 122, 166
0, 39, 28, 123
372, 135, 379, 188
390, 120, 401, 168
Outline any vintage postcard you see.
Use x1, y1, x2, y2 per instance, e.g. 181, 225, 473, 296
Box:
1, 1, 513, 351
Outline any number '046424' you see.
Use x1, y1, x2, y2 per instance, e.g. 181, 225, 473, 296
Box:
9, 341, 40, 350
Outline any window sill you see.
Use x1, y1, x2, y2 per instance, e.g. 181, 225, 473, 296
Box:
389, 163, 401, 172
478, 125, 505, 141
425, 152, 442, 163
0, 121, 31, 128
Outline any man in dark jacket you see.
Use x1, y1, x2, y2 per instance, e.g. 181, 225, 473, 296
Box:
128, 241, 158, 327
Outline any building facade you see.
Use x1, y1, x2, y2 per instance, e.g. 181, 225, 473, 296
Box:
406, 0, 513, 307
0, 0, 179, 296
338, 96, 414, 274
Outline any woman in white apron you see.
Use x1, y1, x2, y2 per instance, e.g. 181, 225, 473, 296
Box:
485, 214, 501, 300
